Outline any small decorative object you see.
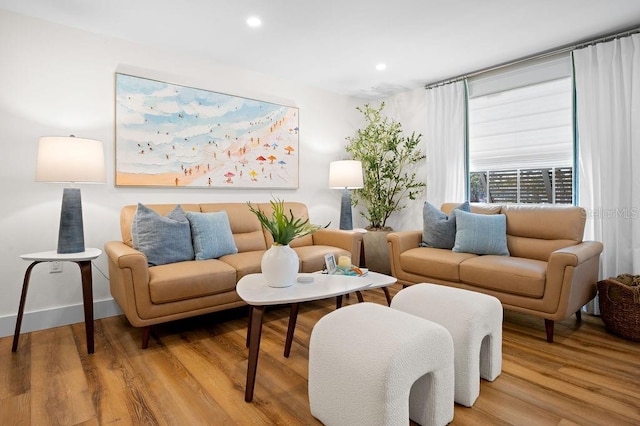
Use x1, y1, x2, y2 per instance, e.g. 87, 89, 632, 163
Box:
324, 253, 337, 274
249, 198, 326, 287
328, 253, 366, 276
597, 274, 640, 341
337, 255, 351, 268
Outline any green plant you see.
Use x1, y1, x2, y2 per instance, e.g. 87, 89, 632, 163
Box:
248, 198, 327, 246
346, 102, 426, 230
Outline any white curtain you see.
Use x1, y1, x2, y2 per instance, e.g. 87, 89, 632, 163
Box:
425, 81, 467, 206
573, 33, 640, 279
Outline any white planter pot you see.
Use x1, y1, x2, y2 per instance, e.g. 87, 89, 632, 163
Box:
261, 244, 299, 288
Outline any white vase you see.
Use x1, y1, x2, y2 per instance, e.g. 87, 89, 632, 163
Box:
261, 244, 299, 288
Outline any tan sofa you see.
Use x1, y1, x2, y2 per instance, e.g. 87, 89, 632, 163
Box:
105, 202, 362, 348
387, 203, 603, 342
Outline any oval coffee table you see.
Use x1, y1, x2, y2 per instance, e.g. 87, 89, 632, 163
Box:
236, 271, 397, 402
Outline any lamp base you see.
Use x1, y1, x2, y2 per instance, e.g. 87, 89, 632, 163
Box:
339, 189, 353, 230
57, 187, 85, 254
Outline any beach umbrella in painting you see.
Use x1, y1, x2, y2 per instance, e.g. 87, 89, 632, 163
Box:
284, 146, 295, 155
239, 158, 249, 167
249, 170, 258, 181
256, 155, 267, 163
267, 155, 277, 164
263, 143, 271, 149
272, 143, 279, 149
224, 171, 235, 184
278, 160, 287, 168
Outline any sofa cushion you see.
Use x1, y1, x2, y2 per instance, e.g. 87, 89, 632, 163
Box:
186, 211, 238, 260
442, 202, 502, 216
148, 259, 237, 304
502, 205, 585, 261
459, 256, 547, 298
401, 247, 478, 281
294, 245, 352, 273
421, 201, 470, 249
122, 204, 201, 247
219, 251, 265, 280
131, 204, 194, 266
453, 210, 509, 256
200, 203, 267, 253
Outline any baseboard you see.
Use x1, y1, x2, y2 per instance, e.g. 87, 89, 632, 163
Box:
0, 299, 122, 338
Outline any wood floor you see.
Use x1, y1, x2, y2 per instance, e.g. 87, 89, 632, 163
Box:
1, 284, 639, 425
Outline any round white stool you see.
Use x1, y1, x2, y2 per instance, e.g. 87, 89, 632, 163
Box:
391, 283, 503, 407
309, 302, 454, 426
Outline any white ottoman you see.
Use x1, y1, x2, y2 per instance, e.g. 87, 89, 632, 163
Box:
308, 302, 454, 426
391, 283, 502, 407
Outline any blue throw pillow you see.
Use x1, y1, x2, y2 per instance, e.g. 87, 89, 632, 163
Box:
421, 201, 470, 249
131, 204, 195, 266
453, 210, 509, 256
186, 211, 238, 260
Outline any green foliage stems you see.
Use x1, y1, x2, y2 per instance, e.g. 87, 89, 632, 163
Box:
248, 198, 326, 246
346, 102, 426, 230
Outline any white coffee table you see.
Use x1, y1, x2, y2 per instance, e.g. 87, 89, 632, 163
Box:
236, 271, 397, 402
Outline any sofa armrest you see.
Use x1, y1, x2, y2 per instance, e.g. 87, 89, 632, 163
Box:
387, 230, 422, 255
549, 241, 604, 266
387, 231, 422, 281
104, 241, 150, 327
105, 241, 149, 272
545, 240, 603, 320
312, 229, 363, 266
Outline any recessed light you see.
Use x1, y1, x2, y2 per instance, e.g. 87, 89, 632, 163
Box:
247, 16, 262, 28
376, 63, 387, 71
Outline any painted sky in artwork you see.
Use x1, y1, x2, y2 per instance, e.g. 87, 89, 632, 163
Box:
115, 73, 299, 188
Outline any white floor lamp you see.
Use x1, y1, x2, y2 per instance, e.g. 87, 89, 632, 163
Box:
329, 160, 364, 230
36, 136, 106, 254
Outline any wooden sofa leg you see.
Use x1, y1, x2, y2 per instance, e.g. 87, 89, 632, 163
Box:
576, 309, 582, 321
141, 326, 151, 349
544, 319, 554, 343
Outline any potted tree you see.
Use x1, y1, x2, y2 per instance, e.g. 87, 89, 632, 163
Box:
345, 102, 426, 273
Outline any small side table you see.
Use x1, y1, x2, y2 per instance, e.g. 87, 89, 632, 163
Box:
12, 248, 102, 354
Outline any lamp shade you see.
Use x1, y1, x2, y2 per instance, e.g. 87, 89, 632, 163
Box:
329, 160, 364, 189
36, 136, 105, 183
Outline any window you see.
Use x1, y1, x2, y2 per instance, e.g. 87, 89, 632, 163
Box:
467, 54, 574, 204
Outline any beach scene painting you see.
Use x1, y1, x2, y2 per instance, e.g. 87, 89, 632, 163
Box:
115, 73, 299, 188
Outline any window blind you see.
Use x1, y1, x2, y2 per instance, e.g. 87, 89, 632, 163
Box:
467, 53, 573, 172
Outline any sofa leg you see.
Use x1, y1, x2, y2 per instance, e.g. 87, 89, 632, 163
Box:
141, 326, 151, 349
544, 320, 554, 343
575, 309, 582, 322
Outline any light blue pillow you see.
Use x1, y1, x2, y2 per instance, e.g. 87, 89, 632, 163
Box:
453, 210, 510, 256
186, 211, 238, 260
420, 201, 470, 249
131, 204, 195, 266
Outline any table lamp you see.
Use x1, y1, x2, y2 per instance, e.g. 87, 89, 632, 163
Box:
329, 160, 364, 230
36, 135, 106, 254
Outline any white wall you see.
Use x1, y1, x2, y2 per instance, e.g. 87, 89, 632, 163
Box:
0, 10, 365, 337
381, 88, 429, 231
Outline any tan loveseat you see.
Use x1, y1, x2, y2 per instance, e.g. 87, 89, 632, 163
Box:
387, 203, 603, 342
105, 202, 362, 348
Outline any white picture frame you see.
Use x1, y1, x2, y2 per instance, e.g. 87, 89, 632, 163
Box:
324, 253, 337, 274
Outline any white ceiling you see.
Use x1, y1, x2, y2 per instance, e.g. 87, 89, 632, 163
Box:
1, 0, 640, 99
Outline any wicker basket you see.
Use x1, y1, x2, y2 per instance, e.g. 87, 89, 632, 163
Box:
597, 277, 640, 342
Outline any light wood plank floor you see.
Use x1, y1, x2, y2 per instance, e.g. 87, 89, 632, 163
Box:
1, 284, 639, 425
